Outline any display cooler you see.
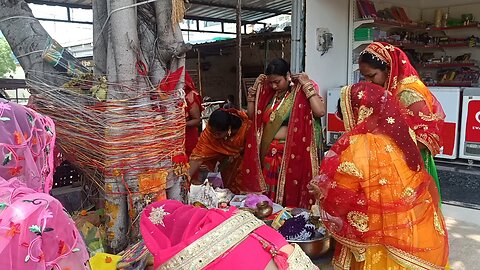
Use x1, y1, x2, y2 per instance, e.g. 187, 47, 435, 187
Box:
326, 88, 344, 146
459, 88, 480, 161
429, 87, 462, 159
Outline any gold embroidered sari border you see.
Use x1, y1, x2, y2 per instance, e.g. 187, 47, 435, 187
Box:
330, 233, 445, 270
287, 243, 320, 270
340, 85, 355, 132
159, 211, 264, 270
386, 246, 445, 270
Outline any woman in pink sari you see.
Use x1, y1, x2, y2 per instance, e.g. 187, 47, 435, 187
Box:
140, 200, 318, 269
0, 98, 89, 269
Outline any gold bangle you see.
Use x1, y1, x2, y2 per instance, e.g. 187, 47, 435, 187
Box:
303, 86, 316, 98
306, 92, 316, 99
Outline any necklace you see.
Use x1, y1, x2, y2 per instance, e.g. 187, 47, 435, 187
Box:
268, 91, 290, 122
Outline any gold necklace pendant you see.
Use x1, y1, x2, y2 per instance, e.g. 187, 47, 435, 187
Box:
269, 111, 276, 122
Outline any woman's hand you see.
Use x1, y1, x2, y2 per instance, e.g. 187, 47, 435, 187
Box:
291, 72, 310, 86
307, 177, 324, 200
253, 74, 267, 89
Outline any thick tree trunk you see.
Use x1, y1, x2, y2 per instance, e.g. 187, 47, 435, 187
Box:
0, 0, 67, 86
109, 0, 139, 96
154, 0, 191, 71
1, 0, 190, 253
138, 4, 165, 85
104, 0, 142, 252
93, 0, 108, 76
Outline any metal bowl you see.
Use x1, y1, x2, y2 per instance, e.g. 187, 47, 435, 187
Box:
287, 235, 332, 259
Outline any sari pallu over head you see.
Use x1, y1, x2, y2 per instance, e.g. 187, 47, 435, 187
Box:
316, 82, 448, 269
241, 79, 319, 208
362, 42, 445, 155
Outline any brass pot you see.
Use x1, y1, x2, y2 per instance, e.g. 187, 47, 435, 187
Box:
287, 235, 332, 259
255, 201, 273, 219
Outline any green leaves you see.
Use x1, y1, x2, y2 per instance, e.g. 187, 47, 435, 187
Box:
0, 37, 16, 78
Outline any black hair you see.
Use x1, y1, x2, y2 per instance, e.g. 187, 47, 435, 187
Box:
265, 58, 290, 77
336, 98, 343, 120
227, 94, 235, 102
358, 52, 388, 71
208, 109, 242, 131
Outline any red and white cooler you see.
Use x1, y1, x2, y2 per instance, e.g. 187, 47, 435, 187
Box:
459, 88, 480, 161
326, 88, 344, 146
429, 87, 462, 159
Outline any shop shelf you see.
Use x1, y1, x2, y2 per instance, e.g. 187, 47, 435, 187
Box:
427, 24, 480, 31
419, 62, 476, 68
425, 81, 475, 87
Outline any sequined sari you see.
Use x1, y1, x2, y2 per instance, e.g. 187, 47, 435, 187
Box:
316, 82, 448, 270
241, 81, 321, 208
362, 42, 445, 199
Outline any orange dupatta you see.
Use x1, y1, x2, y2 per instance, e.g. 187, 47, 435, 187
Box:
317, 82, 448, 270
362, 42, 445, 155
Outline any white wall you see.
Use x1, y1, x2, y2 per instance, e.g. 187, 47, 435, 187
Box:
305, 0, 350, 99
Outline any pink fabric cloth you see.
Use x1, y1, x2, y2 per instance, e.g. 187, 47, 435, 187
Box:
0, 99, 56, 193
0, 99, 89, 269
140, 200, 289, 269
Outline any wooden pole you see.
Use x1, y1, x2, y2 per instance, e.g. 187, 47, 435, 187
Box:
196, 49, 203, 96
236, 0, 242, 108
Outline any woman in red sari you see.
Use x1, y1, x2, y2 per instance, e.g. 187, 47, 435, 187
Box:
184, 72, 203, 157
311, 82, 449, 269
242, 58, 326, 208
359, 42, 445, 200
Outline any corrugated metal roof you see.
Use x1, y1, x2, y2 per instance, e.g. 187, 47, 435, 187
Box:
26, 0, 291, 23
186, 0, 291, 23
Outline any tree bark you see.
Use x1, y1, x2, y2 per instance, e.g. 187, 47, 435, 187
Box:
93, 0, 108, 76
138, 4, 165, 85
0, 0, 67, 87
1, 0, 190, 253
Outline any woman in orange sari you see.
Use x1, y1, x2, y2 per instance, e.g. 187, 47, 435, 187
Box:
311, 82, 448, 269
359, 42, 445, 200
189, 108, 251, 191
242, 58, 325, 208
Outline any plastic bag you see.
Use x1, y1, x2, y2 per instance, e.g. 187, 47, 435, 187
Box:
188, 180, 219, 208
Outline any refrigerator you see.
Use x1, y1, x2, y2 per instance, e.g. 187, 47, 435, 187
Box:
459, 88, 480, 161
429, 87, 462, 159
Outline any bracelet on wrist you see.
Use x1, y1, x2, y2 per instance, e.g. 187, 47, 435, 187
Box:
306, 92, 317, 99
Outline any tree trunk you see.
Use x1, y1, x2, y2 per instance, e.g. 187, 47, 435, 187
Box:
0, 0, 67, 87
1, 0, 190, 253
93, 0, 108, 76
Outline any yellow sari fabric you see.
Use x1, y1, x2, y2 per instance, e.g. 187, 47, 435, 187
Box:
332, 134, 448, 270
396, 76, 444, 156
318, 83, 448, 270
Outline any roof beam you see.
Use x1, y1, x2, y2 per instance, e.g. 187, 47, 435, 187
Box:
184, 15, 256, 25
26, 0, 92, 10
188, 0, 287, 14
